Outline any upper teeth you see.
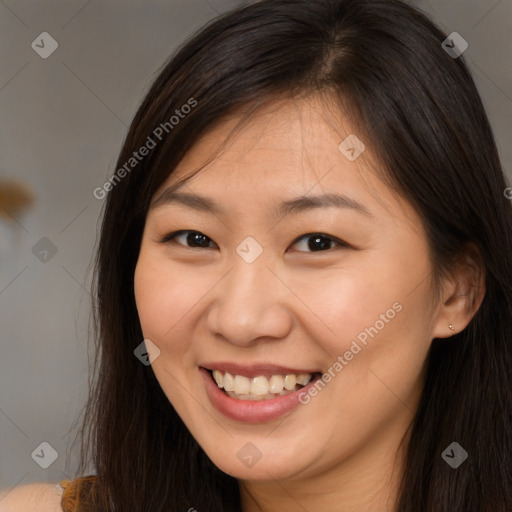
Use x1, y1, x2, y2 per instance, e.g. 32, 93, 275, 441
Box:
212, 370, 312, 398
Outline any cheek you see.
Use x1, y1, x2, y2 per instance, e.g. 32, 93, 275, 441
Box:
293, 255, 432, 384
134, 248, 227, 363
288, 265, 404, 351
331, 277, 431, 413
134, 252, 198, 345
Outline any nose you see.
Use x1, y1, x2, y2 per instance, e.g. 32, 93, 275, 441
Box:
206, 258, 293, 347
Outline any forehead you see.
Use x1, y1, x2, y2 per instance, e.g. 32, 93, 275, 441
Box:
154, 96, 415, 225
173, 96, 361, 177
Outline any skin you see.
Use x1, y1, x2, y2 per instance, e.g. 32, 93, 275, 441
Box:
0, 483, 64, 511
134, 95, 484, 512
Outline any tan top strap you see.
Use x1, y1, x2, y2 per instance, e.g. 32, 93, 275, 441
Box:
59, 476, 98, 512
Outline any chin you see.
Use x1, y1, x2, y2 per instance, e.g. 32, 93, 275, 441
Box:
197, 437, 318, 482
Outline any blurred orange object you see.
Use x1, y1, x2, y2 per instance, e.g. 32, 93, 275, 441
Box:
0, 179, 35, 221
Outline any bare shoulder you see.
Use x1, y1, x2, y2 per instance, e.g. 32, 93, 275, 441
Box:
0, 482, 63, 512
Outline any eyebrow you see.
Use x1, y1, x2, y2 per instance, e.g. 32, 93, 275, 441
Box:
151, 183, 373, 218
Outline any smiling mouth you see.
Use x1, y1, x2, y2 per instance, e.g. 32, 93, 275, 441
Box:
206, 369, 322, 401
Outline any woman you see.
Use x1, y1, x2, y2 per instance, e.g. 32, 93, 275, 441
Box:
3, 0, 511, 510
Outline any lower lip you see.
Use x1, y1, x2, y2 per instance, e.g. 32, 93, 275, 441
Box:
200, 368, 319, 423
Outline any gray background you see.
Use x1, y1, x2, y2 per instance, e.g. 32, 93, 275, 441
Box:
0, 0, 511, 494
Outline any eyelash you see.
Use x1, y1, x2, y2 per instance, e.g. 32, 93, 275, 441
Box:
159, 230, 349, 253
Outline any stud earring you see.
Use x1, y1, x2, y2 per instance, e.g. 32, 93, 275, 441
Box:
449, 324, 455, 331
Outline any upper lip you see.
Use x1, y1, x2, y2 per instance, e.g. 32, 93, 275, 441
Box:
201, 362, 320, 378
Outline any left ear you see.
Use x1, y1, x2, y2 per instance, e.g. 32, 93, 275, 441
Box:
431, 242, 486, 339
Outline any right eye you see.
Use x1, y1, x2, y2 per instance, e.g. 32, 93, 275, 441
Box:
160, 230, 218, 249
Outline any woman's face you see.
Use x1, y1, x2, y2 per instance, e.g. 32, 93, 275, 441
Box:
134, 97, 442, 485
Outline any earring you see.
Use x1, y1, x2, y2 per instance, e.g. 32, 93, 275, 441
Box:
449, 324, 455, 331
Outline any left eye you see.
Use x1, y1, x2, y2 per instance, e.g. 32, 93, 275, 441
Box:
291, 233, 347, 252
160, 231, 347, 252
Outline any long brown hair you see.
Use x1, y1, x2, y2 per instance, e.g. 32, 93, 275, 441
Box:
75, 0, 512, 510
